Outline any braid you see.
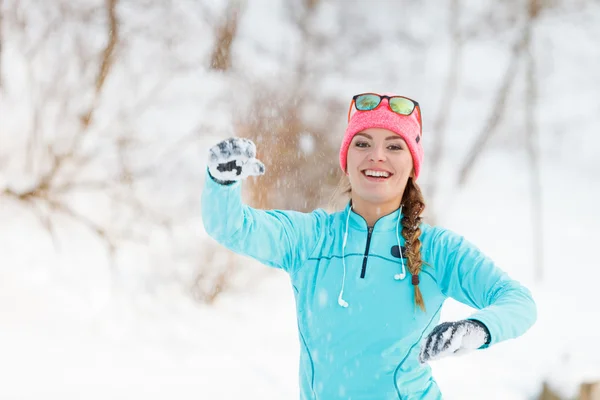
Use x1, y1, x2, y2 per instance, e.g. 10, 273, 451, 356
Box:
401, 178, 426, 312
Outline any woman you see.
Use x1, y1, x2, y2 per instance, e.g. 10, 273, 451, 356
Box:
201, 93, 537, 399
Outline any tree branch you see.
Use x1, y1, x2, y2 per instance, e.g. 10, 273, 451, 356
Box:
80, 0, 119, 128
47, 198, 117, 257
457, 30, 527, 185
427, 0, 463, 211
40, 0, 120, 192
525, 0, 544, 281
209, 0, 242, 71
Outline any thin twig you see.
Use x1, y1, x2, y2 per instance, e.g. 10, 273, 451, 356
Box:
30, 200, 61, 250
47, 198, 117, 258
78, 0, 119, 131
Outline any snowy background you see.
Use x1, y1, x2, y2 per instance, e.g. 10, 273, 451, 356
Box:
1, 0, 599, 399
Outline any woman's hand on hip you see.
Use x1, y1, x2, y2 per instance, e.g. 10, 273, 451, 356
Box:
419, 319, 490, 364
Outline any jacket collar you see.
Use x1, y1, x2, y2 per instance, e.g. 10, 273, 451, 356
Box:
344, 201, 404, 232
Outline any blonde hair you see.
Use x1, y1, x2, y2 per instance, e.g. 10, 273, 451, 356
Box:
331, 175, 427, 311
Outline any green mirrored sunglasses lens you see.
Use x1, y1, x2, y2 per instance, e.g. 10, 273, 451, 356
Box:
355, 94, 381, 110
389, 97, 415, 115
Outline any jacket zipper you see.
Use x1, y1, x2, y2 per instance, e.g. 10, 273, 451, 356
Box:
360, 227, 374, 278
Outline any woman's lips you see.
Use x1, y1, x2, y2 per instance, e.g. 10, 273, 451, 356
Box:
362, 170, 393, 182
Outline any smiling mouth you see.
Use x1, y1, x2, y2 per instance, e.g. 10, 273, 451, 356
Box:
362, 169, 393, 180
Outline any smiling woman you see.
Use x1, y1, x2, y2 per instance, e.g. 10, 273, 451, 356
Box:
201, 92, 537, 399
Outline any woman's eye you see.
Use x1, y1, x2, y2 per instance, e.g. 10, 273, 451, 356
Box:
354, 141, 403, 150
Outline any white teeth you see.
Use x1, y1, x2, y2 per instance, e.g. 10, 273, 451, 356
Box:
364, 170, 390, 178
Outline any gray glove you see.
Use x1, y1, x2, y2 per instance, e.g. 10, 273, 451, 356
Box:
419, 319, 490, 364
207, 138, 265, 185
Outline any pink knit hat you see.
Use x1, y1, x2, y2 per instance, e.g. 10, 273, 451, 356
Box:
339, 94, 424, 179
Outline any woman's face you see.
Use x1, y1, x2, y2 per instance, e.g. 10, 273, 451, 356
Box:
346, 128, 414, 207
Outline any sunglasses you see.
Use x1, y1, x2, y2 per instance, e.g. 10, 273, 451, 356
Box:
347, 93, 422, 136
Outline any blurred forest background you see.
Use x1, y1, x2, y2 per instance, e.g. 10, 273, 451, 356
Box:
1, 0, 599, 399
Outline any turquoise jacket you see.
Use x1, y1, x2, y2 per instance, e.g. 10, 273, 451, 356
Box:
201, 171, 537, 399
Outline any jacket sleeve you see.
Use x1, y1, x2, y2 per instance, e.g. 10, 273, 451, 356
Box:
429, 227, 537, 348
201, 169, 325, 275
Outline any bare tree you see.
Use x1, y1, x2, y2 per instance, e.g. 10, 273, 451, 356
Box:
525, 0, 544, 281
456, 0, 547, 281
234, 0, 342, 212
209, 0, 243, 71
425, 0, 463, 221
457, 31, 527, 185
192, 241, 238, 304
0, 0, 205, 271
2, 0, 129, 256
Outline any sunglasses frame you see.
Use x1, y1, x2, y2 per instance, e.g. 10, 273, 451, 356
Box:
347, 93, 423, 138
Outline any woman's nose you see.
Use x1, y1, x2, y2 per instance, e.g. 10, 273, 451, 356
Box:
369, 145, 387, 162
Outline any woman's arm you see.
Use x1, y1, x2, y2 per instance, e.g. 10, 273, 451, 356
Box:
201, 138, 325, 275
429, 227, 537, 347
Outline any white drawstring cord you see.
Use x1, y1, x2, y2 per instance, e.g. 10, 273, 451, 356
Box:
338, 207, 351, 308
338, 205, 406, 308
394, 206, 407, 281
